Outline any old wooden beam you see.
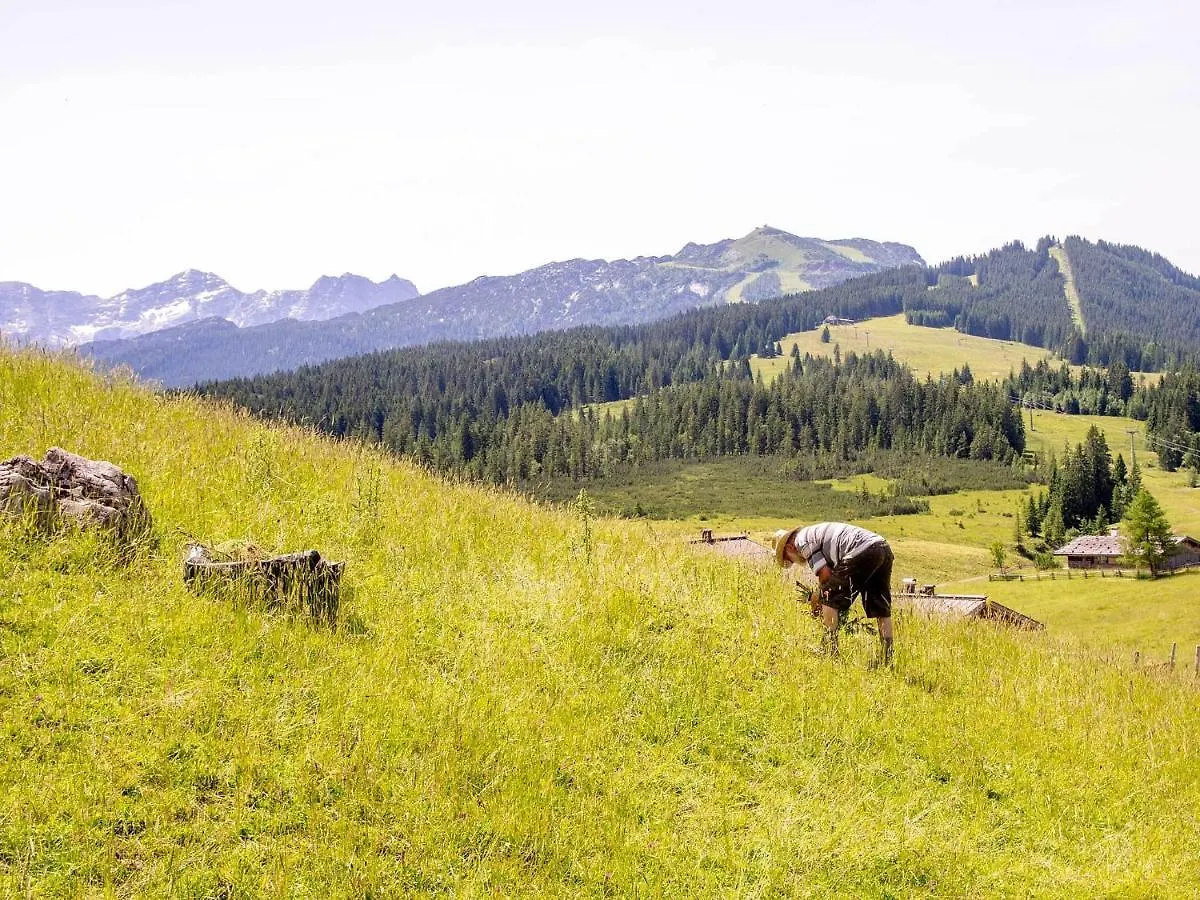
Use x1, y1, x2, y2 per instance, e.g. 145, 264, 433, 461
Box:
184, 544, 344, 626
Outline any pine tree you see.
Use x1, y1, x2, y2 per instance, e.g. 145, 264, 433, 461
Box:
1122, 488, 1173, 575
1025, 493, 1042, 535
1042, 498, 1066, 549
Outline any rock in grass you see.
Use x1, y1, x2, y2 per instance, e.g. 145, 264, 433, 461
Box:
0, 447, 152, 540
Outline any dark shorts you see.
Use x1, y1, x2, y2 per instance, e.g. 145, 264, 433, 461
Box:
823, 541, 893, 618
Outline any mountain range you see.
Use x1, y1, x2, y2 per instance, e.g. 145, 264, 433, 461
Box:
0, 270, 419, 347
76, 227, 923, 386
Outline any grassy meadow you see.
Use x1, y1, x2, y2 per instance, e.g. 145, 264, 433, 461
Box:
750, 314, 1057, 382
940, 569, 1200, 659
4, 347, 1200, 896
550, 408, 1200, 649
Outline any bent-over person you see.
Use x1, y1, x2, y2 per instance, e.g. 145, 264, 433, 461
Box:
772, 522, 894, 666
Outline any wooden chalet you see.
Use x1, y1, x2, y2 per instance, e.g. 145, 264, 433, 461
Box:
1053, 533, 1124, 570
1054, 530, 1200, 572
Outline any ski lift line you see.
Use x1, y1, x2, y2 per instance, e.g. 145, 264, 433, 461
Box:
1008, 394, 1059, 411
1142, 433, 1184, 452
1140, 432, 1183, 452
1143, 433, 1198, 456
1008, 391, 1058, 405
1004, 394, 1197, 457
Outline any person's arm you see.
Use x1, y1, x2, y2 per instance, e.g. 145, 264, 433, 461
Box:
807, 544, 831, 583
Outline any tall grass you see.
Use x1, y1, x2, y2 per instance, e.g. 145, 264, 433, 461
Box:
2, 347, 1200, 896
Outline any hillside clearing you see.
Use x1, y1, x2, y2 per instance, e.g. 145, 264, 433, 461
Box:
1049, 243, 1086, 335
751, 314, 1056, 382
4, 348, 1200, 895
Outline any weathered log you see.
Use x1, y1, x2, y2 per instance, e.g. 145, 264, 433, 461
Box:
184, 544, 343, 626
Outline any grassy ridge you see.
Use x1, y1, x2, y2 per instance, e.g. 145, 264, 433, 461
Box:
3, 348, 1200, 895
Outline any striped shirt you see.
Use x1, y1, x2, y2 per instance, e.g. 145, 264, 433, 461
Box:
791, 522, 887, 575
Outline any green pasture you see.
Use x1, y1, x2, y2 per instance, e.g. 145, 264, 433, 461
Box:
941, 569, 1200, 658
751, 314, 1056, 382
5, 347, 1200, 895
528, 459, 919, 524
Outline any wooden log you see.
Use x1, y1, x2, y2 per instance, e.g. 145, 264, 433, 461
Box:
184, 544, 343, 626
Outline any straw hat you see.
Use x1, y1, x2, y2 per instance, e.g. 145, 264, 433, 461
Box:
772, 525, 803, 568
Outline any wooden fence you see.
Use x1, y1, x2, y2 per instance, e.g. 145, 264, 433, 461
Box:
1131, 643, 1200, 678
989, 564, 1200, 582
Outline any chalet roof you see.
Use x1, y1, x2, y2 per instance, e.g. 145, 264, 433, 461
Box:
898, 595, 987, 617
1054, 533, 1200, 557
687, 532, 774, 564
896, 594, 1044, 630
1053, 534, 1124, 557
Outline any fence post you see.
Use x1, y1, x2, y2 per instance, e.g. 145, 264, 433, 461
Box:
1194, 645, 1199, 678
1170, 642, 1178, 671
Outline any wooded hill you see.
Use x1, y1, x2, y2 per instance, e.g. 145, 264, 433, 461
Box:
195, 237, 1200, 487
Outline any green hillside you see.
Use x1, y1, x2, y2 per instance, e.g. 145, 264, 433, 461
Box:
3, 348, 1200, 896
750, 313, 1056, 382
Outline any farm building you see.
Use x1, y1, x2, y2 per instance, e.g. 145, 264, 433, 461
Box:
1054, 531, 1200, 572
821, 315, 855, 326
1053, 534, 1124, 570
1165, 535, 1200, 571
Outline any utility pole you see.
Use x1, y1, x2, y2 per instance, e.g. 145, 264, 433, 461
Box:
1126, 429, 1137, 468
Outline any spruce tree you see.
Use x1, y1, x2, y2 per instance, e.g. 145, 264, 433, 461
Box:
1122, 488, 1173, 575
1042, 498, 1066, 550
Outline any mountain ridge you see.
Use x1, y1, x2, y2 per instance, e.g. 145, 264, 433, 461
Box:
0, 270, 420, 347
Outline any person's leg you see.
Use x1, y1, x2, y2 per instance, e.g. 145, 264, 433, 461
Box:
855, 544, 895, 666
875, 615, 894, 665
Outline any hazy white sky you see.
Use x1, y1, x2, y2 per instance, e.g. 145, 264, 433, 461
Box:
2, 0, 1197, 296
